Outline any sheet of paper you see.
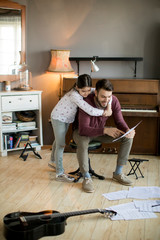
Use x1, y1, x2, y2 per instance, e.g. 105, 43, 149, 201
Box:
105, 208, 124, 220
110, 202, 136, 211
103, 187, 160, 201
118, 209, 157, 220
152, 205, 160, 212
110, 212, 124, 221
109, 202, 136, 220
112, 120, 142, 142
107, 202, 157, 221
102, 190, 128, 200
134, 200, 160, 212
127, 186, 160, 199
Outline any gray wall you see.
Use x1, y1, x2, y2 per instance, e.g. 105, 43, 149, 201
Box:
18, 0, 160, 144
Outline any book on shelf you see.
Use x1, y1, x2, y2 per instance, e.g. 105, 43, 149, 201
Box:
21, 134, 29, 141
2, 123, 17, 131
14, 136, 21, 148
13, 133, 29, 148
3, 135, 7, 150
19, 141, 28, 148
3, 134, 13, 149
29, 136, 39, 147
30, 142, 39, 147
29, 136, 37, 142
14, 121, 36, 127
17, 126, 36, 130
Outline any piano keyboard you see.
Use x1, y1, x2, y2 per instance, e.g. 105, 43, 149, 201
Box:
121, 109, 157, 113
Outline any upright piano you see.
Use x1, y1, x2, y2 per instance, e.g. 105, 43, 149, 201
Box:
63, 78, 160, 155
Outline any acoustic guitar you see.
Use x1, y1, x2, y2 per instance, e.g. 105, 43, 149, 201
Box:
3, 208, 117, 240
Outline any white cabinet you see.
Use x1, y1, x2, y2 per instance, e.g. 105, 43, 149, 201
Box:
0, 90, 43, 156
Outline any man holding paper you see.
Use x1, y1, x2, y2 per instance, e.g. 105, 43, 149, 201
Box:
73, 79, 135, 193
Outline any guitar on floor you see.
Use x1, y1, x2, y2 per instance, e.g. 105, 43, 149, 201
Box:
3, 208, 117, 240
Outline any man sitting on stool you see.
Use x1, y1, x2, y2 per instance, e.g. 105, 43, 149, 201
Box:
73, 79, 135, 193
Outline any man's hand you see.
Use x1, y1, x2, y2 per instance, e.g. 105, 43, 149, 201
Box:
103, 127, 124, 138
125, 129, 135, 138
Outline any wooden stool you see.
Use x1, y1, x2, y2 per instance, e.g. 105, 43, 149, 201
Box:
127, 158, 149, 179
69, 140, 105, 182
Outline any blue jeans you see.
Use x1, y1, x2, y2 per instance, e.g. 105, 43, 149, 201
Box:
51, 119, 69, 175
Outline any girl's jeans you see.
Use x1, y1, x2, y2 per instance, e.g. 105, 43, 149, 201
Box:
51, 119, 69, 175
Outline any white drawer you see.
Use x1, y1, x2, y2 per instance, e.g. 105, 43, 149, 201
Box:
1, 95, 39, 111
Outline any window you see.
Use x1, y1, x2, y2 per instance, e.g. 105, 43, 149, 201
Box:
0, 10, 21, 74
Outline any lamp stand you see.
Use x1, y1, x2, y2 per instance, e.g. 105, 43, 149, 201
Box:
59, 73, 63, 99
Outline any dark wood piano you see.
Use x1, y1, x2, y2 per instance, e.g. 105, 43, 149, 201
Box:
63, 78, 160, 155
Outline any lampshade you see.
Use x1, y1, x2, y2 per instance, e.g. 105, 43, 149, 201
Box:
91, 60, 99, 72
48, 49, 74, 73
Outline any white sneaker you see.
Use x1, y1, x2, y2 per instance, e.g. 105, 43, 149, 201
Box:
56, 174, 75, 183
48, 161, 56, 170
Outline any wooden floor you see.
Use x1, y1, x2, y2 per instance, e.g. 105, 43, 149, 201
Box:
0, 147, 160, 240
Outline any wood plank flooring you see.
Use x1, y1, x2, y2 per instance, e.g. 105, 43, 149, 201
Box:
0, 147, 160, 240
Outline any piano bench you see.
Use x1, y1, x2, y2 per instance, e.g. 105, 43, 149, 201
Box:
127, 158, 149, 179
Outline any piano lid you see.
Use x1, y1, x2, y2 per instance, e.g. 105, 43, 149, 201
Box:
110, 79, 159, 94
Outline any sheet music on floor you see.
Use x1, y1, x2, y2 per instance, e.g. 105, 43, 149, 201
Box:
102, 190, 129, 200
106, 202, 157, 221
127, 186, 160, 199
103, 187, 160, 200
106, 202, 135, 220
112, 120, 142, 142
134, 200, 160, 212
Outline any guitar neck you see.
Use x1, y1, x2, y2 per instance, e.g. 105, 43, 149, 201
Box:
57, 208, 103, 219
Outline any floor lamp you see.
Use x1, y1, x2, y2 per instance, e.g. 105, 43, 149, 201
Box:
47, 49, 74, 99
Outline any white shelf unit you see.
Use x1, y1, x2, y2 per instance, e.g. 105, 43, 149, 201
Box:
0, 90, 43, 156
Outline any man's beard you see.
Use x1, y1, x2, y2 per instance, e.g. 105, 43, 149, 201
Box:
94, 96, 107, 110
